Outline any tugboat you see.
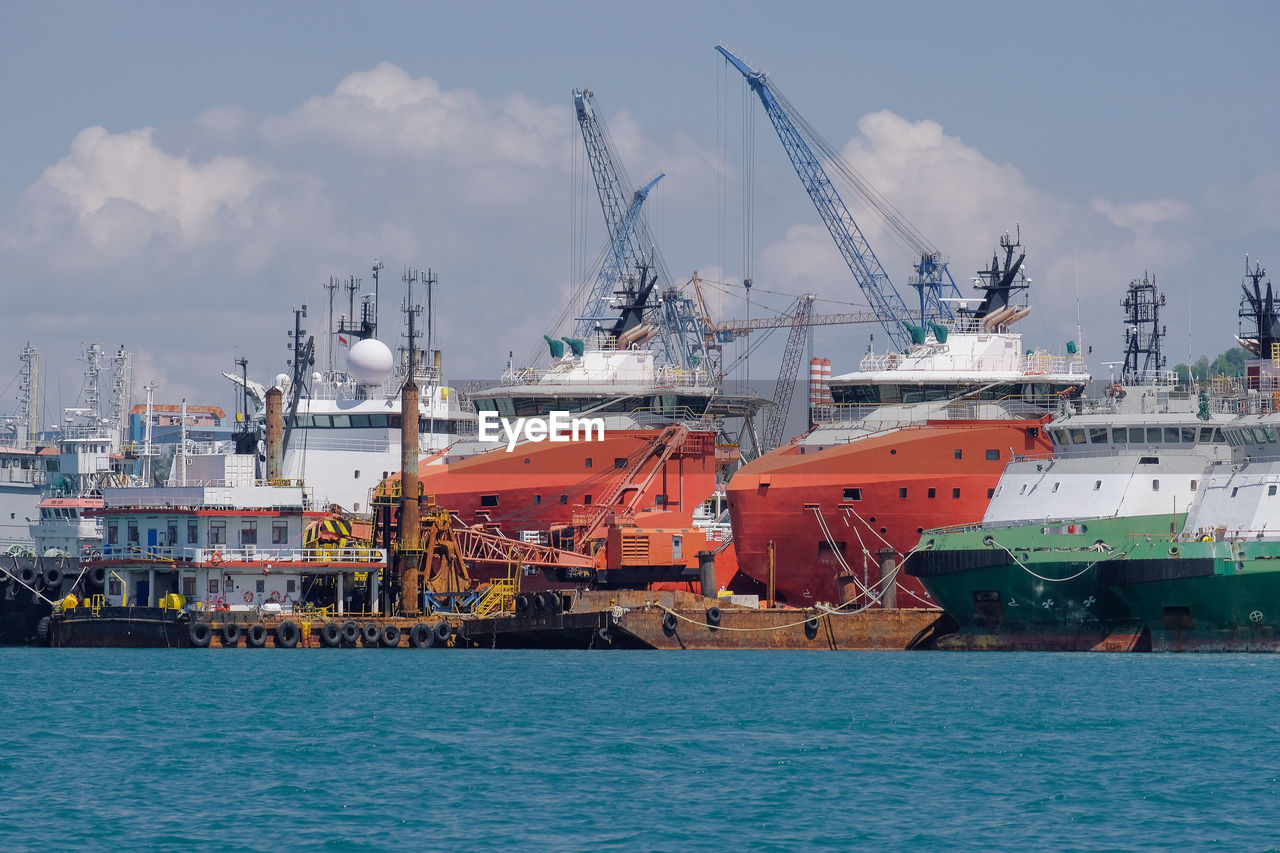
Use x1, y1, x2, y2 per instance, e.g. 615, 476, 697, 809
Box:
726, 232, 1089, 608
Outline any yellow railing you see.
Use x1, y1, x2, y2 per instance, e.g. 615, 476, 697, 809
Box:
473, 578, 518, 617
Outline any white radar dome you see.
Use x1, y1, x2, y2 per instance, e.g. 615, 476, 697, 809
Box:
274, 373, 291, 390
347, 338, 394, 385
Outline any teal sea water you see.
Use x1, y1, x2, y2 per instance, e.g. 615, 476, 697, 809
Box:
1, 650, 1277, 851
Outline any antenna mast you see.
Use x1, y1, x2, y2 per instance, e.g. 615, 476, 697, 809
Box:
323, 276, 339, 375
17, 343, 38, 448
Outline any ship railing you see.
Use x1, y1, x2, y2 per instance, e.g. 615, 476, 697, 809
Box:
97, 545, 387, 564
812, 396, 1063, 426
0, 467, 47, 485
58, 426, 116, 441
496, 366, 716, 389
286, 436, 392, 453
1180, 527, 1280, 544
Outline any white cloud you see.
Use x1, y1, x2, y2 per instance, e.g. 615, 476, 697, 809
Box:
262, 63, 567, 174
1090, 197, 1191, 230
33, 125, 266, 253
0, 63, 1250, 417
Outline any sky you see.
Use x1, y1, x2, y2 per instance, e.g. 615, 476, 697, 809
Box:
1, 0, 1277, 428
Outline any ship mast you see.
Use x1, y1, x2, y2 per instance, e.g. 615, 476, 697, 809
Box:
17, 343, 38, 449
1121, 272, 1166, 384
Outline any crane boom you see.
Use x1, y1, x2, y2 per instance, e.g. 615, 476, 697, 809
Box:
709, 308, 882, 337
718, 46, 921, 351
760, 294, 814, 453
572, 90, 712, 370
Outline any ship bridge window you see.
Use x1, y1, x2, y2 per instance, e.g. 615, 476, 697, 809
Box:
986, 449, 1001, 461
843, 488, 862, 501
1198, 427, 1214, 443
1164, 427, 1181, 443
1089, 429, 1107, 444
1111, 428, 1128, 444
480, 495, 499, 507
1069, 429, 1087, 445
350, 414, 370, 427
1181, 427, 1197, 443
614, 458, 628, 469
1145, 427, 1162, 444
313, 415, 332, 428
332, 415, 351, 428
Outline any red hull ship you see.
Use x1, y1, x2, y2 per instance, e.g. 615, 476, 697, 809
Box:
728, 419, 1053, 605
727, 234, 1088, 608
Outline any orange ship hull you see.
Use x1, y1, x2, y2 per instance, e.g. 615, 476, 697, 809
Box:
726, 419, 1052, 607
413, 429, 741, 591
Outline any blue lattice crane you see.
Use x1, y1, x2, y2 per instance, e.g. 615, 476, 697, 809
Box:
716, 46, 962, 351
572, 89, 712, 371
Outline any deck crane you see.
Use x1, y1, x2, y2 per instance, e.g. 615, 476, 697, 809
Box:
716, 46, 962, 351
758, 293, 815, 452
572, 89, 713, 371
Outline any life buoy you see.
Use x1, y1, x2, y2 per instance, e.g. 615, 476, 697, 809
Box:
210, 552, 223, 566
1107, 383, 1125, 398
243, 590, 254, 603
269, 590, 281, 603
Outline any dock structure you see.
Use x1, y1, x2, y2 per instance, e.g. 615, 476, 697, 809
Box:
51, 590, 951, 650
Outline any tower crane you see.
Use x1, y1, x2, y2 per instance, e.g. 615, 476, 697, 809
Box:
716, 46, 962, 351
572, 89, 712, 370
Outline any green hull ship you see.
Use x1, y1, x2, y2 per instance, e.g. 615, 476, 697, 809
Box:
1102, 537, 1280, 651
905, 268, 1277, 651
908, 514, 1178, 651
911, 514, 1280, 652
